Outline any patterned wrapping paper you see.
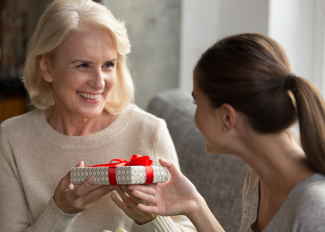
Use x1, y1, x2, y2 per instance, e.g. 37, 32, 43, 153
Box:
70, 166, 169, 185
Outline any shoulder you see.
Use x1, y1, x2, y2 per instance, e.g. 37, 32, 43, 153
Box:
127, 104, 167, 130
290, 174, 325, 230
293, 174, 325, 208
0, 110, 43, 142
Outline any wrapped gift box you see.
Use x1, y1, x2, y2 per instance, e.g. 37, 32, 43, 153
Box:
71, 166, 168, 185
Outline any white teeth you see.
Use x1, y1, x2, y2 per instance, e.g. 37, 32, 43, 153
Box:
77, 92, 101, 100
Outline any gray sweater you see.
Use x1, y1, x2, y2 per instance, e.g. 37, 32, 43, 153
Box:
239, 167, 325, 232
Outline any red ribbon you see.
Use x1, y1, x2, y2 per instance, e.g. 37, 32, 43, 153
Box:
87, 154, 154, 185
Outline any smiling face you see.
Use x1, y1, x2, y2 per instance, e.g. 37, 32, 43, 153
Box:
192, 76, 228, 154
42, 30, 118, 119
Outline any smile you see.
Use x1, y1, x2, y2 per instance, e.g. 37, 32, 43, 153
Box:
77, 92, 102, 100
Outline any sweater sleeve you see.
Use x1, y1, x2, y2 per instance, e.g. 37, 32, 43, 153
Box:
0, 124, 79, 232
136, 119, 197, 232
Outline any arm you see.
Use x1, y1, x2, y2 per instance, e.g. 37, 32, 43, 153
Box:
143, 120, 197, 232
111, 119, 220, 231
129, 159, 225, 232
137, 120, 222, 232
291, 181, 325, 232
111, 119, 199, 231
0, 125, 77, 232
0, 124, 114, 232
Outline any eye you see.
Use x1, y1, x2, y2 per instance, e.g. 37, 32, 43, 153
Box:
77, 63, 90, 68
192, 100, 197, 105
103, 62, 116, 69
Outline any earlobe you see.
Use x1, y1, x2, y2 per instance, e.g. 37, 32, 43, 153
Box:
221, 104, 236, 130
38, 55, 53, 83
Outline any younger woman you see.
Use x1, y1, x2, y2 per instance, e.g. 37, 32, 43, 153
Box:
128, 33, 325, 232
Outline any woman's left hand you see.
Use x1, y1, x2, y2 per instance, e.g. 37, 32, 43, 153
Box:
111, 185, 157, 224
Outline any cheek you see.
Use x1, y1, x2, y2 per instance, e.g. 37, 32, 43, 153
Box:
105, 72, 117, 90
195, 108, 217, 140
52, 71, 80, 91
194, 109, 203, 133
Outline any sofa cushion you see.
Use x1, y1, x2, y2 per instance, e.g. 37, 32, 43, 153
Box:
147, 89, 248, 232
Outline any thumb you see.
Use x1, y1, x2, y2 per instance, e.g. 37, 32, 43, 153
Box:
61, 161, 84, 190
159, 159, 182, 178
76, 161, 84, 168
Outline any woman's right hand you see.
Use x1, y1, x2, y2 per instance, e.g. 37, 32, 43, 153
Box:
127, 159, 204, 217
53, 161, 115, 214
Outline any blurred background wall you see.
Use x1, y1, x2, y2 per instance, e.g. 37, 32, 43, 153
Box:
1, 0, 325, 123
102, 0, 181, 109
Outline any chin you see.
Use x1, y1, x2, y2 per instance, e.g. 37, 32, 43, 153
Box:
205, 143, 215, 154
77, 107, 104, 119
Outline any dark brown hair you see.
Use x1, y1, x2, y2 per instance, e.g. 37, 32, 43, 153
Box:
194, 33, 325, 175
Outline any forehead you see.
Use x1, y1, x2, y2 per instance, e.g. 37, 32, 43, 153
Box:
63, 30, 117, 60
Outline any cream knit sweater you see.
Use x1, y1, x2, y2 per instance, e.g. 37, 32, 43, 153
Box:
0, 104, 196, 232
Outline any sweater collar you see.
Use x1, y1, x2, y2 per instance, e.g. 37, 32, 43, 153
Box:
33, 104, 135, 149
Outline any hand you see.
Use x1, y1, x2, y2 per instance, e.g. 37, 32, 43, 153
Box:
111, 185, 157, 224
128, 159, 225, 232
127, 159, 203, 217
53, 161, 115, 214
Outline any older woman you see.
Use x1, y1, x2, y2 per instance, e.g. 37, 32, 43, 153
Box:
0, 0, 196, 231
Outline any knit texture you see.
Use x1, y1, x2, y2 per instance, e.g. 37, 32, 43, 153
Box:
0, 104, 196, 232
239, 167, 325, 232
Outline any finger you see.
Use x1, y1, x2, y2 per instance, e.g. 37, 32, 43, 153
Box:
77, 185, 115, 210
111, 192, 133, 215
159, 159, 182, 178
121, 185, 141, 203
76, 161, 84, 168
68, 183, 74, 190
127, 185, 156, 196
122, 185, 153, 206
81, 185, 115, 204
60, 161, 85, 191
59, 171, 72, 191
71, 176, 95, 199
131, 190, 156, 205
120, 185, 133, 197
137, 203, 160, 214
115, 186, 137, 208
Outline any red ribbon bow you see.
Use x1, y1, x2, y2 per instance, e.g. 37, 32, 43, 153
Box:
87, 154, 154, 185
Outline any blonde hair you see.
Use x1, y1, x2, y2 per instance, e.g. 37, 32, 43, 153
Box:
23, 0, 134, 114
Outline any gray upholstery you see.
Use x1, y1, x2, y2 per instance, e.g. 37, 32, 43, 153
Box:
147, 89, 248, 232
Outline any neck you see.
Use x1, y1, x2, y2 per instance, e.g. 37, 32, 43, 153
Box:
232, 130, 315, 194
45, 106, 117, 136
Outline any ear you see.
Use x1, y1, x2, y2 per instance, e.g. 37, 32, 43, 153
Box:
221, 103, 236, 130
38, 55, 53, 83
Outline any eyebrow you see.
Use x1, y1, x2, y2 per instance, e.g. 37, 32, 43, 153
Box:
70, 58, 117, 64
192, 92, 196, 99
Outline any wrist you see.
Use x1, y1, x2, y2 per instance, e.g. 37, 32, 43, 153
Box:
135, 214, 157, 225
186, 195, 225, 232
186, 194, 208, 220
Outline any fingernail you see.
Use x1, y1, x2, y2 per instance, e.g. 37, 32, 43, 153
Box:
76, 161, 82, 167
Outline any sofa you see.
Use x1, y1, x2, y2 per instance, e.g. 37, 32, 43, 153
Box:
147, 89, 248, 232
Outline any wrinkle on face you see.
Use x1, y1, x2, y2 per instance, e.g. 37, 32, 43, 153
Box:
45, 29, 118, 135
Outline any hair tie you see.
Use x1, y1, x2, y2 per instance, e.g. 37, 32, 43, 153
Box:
284, 73, 295, 90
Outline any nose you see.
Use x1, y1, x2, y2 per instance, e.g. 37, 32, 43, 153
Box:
88, 68, 105, 90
